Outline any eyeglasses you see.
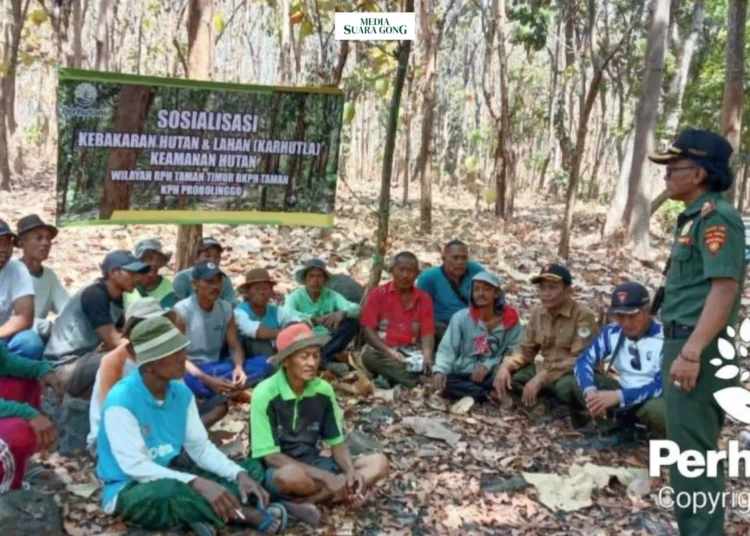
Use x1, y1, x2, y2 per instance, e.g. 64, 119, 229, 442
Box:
665, 165, 698, 178
628, 345, 641, 370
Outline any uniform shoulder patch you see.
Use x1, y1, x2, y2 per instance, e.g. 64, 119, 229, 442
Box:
577, 326, 592, 338
700, 200, 716, 218
703, 224, 728, 255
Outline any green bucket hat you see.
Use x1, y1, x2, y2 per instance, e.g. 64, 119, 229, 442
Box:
125, 297, 168, 322
130, 316, 190, 367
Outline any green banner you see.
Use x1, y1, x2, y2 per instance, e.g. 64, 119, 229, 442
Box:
56, 68, 344, 227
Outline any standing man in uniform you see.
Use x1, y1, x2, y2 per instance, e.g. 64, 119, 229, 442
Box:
649, 128, 746, 535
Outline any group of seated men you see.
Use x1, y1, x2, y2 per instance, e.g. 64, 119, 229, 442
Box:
0, 215, 666, 533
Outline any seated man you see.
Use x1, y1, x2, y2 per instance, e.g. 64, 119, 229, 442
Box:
0, 219, 44, 360
44, 251, 150, 397
173, 237, 236, 304
235, 268, 302, 358
493, 263, 598, 412
16, 215, 69, 340
123, 239, 177, 310
252, 324, 389, 509
417, 239, 485, 344
284, 259, 360, 367
87, 298, 229, 455
96, 316, 289, 534
360, 251, 435, 388
573, 282, 665, 437
174, 261, 272, 400
433, 272, 522, 402
0, 341, 63, 492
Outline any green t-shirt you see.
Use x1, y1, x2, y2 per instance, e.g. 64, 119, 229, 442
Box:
0, 344, 52, 420
250, 369, 345, 463
284, 287, 361, 335
662, 191, 747, 327
123, 276, 177, 311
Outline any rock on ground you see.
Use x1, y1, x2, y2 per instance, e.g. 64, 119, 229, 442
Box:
0, 490, 62, 536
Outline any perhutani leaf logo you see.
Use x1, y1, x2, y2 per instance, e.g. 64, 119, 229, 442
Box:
712, 318, 750, 423
74, 83, 97, 107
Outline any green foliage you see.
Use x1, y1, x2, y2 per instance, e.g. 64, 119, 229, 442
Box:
658, 199, 686, 226
507, 1, 553, 52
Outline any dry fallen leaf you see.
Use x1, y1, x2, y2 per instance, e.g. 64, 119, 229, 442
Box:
66, 482, 99, 499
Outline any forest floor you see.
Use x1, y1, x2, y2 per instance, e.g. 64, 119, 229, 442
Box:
3, 167, 750, 536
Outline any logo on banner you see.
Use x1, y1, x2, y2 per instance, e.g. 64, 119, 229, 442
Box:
62, 83, 108, 119
334, 12, 416, 41
710, 318, 750, 423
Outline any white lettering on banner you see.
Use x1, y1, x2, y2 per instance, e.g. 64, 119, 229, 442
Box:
334, 12, 416, 41
156, 110, 259, 133
649, 440, 750, 478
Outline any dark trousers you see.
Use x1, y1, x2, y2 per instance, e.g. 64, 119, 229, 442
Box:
663, 336, 729, 535
443, 371, 496, 402
321, 318, 360, 363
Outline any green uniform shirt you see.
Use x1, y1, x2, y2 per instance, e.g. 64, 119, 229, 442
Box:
250, 369, 345, 463
662, 191, 746, 327
284, 287, 361, 335
123, 276, 178, 311
0, 344, 52, 420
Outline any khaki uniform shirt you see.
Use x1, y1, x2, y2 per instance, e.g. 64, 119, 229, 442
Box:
502, 299, 597, 384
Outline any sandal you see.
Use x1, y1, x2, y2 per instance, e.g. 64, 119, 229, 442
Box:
258, 502, 288, 534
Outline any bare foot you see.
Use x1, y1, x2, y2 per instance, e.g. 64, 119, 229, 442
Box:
347, 489, 371, 509
281, 501, 321, 527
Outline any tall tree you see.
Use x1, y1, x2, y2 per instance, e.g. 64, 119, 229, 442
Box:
623, 0, 671, 256
366, 0, 414, 292
719, 0, 747, 204
0, 0, 31, 191
414, 0, 457, 233
175, 0, 214, 271
95, 0, 113, 71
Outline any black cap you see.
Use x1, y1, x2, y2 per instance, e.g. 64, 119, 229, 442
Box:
608, 282, 651, 315
194, 237, 223, 256
102, 250, 150, 276
0, 219, 16, 241
531, 263, 572, 286
649, 129, 733, 192
191, 260, 225, 280
15, 214, 58, 247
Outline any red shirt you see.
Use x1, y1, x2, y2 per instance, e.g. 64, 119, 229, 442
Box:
361, 281, 435, 347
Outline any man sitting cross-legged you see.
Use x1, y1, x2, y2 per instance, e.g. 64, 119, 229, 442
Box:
573, 282, 666, 438
284, 259, 361, 373
87, 298, 229, 456
0, 343, 63, 492
96, 316, 292, 534
45, 251, 151, 398
433, 272, 522, 402
493, 263, 598, 413
361, 251, 435, 388
234, 268, 303, 359
174, 261, 272, 401
252, 324, 389, 510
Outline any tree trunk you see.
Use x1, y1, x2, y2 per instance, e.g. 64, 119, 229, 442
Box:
664, 0, 705, 137
70, 0, 83, 68
624, 0, 671, 256
415, 0, 437, 233
495, 0, 514, 219
95, 0, 112, 70
278, 0, 294, 84
650, 188, 670, 216
603, 129, 634, 236
402, 70, 414, 205
720, 0, 747, 204
366, 1, 413, 294
738, 164, 749, 213
175, 0, 214, 271
99, 86, 155, 218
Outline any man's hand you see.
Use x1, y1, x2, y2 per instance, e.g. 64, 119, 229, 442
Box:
345, 470, 365, 496
521, 375, 544, 407
41, 371, 64, 403
203, 375, 235, 395
585, 390, 620, 418
327, 311, 346, 330
190, 477, 241, 522
493, 367, 513, 398
471, 365, 490, 384
237, 471, 268, 509
29, 415, 56, 451
670, 354, 701, 392
231, 365, 247, 389
321, 473, 347, 497
387, 348, 405, 362
422, 353, 433, 375
433, 372, 447, 392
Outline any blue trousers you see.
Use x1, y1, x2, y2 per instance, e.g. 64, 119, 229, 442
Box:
1, 330, 44, 361
184, 357, 273, 398
322, 318, 360, 364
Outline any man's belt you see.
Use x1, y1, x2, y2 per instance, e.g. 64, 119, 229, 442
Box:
663, 321, 695, 339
